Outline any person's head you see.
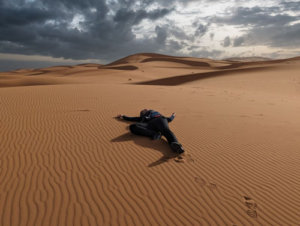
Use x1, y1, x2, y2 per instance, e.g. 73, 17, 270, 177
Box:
140, 109, 148, 117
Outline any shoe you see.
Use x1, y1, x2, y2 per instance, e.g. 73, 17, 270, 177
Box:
171, 142, 185, 154
153, 132, 162, 140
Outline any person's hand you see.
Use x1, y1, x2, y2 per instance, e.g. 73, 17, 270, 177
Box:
116, 114, 123, 119
172, 112, 176, 117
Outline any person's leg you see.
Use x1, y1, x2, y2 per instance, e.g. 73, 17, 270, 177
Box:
129, 123, 157, 138
150, 117, 184, 153
150, 118, 178, 144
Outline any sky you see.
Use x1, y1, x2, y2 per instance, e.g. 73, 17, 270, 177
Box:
0, 0, 300, 71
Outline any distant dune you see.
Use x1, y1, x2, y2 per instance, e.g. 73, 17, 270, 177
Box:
1, 53, 300, 226
1, 53, 298, 88
224, 56, 273, 61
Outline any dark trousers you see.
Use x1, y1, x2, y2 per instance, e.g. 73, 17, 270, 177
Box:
129, 117, 178, 144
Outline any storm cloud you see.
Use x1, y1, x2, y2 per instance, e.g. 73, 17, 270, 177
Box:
249, 23, 300, 48
212, 6, 299, 27
281, 1, 300, 12
211, 4, 300, 49
0, 0, 300, 69
113, 8, 173, 25
0, 0, 177, 62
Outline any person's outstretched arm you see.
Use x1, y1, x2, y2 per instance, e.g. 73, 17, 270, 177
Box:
166, 113, 176, 122
116, 114, 142, 122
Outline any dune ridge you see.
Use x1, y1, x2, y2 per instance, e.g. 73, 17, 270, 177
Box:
1, 53, 300, 225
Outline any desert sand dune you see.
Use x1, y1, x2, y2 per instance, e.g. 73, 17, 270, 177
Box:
100, 65, 139, 71
141, 57, 212, 68
1, 53, 300, 226
106, 53, 179, 66
77, 63, 103, 67
224, 56, 272, 62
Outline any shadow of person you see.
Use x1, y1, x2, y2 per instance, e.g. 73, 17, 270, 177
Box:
111, 132, 181, 167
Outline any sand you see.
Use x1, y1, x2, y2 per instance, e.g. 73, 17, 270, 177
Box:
0, 53, 300, 226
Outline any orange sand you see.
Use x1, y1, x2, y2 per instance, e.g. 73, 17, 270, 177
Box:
1, 53, 300, 225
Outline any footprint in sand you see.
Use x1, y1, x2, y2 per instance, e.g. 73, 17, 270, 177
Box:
194, 177, 218, 190
194, 177, 206, 186
246, 209, 258, 219
186, 154, 195, 163
174, 155, 185, 163
243, 196, 258, 219
243, 196, 258, 209
174, 153, 194, 163
208, 183, 218, 190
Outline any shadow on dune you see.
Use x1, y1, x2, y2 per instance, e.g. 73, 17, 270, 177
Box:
99, 65, 138, 70
141, 57, 211, 67
27, 72, 47, 76
135, 65, 275, 86
111, 120, 181, 167
77, 63, 103, 67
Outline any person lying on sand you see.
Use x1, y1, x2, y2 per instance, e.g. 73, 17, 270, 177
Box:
117, 109, 185, 154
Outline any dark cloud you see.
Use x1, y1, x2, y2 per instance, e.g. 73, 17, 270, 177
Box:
113, 8, 173, 25
114, 0, 193, 9
210, 33, 214, 40
40, 0, 109, 14
0, 6, 55, 27
153, 0, 199, 7
187, 45, 201, 51
233, 36, 244, 47
223, 36, 231, 47
169, 27, 194, 41
281, 1, 300, 12
212, 6, 299, 27
167, 39, 184, 50
0, 0, 175, 62
155, 25, 168, 44
248, 23, 300, 48
194, 23, 209, 37
212, 5, 300, 49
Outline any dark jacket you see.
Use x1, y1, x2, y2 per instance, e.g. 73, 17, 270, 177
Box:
123, 110, 174, 123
